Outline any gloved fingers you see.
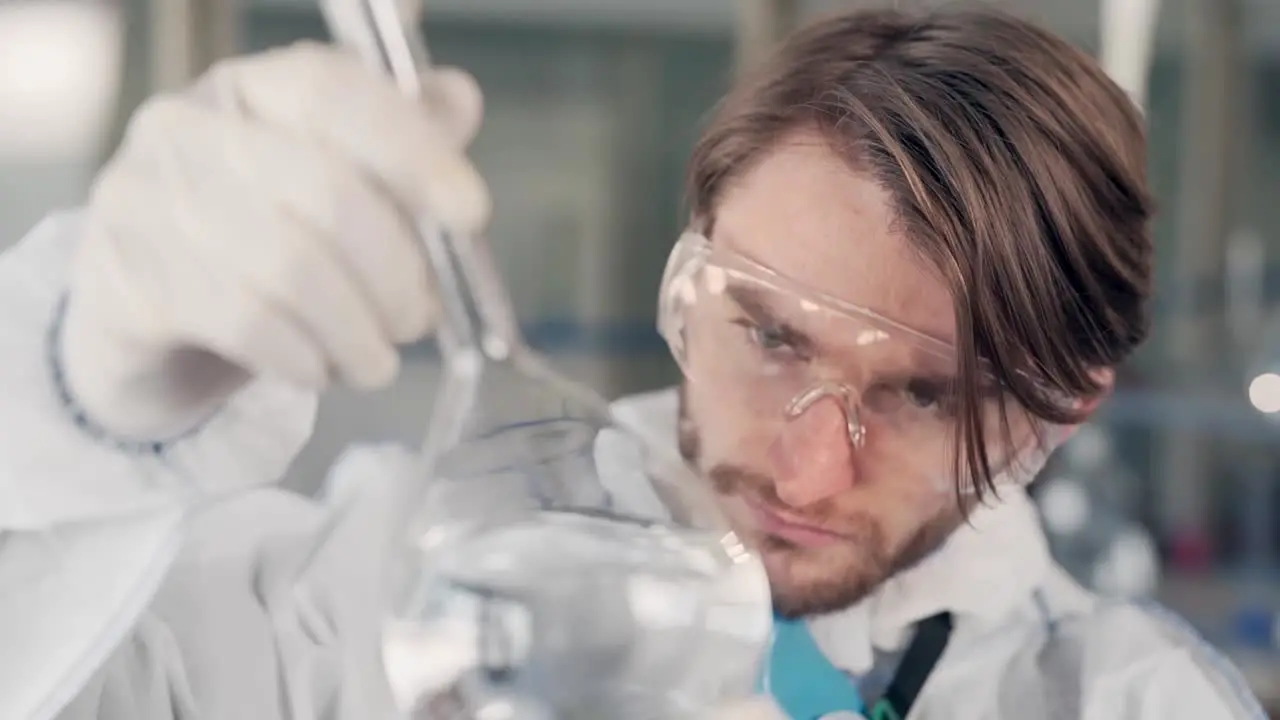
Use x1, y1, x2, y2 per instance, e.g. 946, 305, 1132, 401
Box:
219, 111, 436, 345
164, 268, 333, 391
152, 52, 436, 347
201, 124, 403, 389
422, 66, 484, 147
215, 42, 492, 238
111, 95, 402, 390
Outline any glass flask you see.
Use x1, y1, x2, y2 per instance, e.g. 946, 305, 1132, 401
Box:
317, 2, 773, 718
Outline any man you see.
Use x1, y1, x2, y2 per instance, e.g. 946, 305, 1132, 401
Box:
637, 9, 1264, 718
0, 6, 1263, 720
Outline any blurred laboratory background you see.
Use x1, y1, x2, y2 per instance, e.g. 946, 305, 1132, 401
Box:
2, 0, 1279, 710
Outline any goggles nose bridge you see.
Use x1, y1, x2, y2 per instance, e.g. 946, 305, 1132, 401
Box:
784, 382, 867, 449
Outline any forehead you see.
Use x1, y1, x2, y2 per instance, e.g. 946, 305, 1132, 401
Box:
711, 130, 956, 345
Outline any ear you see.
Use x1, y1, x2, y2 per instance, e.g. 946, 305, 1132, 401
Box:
1054, 367, 1116, 445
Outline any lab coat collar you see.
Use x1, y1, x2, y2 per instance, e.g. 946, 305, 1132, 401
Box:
806, 486, 1053, 676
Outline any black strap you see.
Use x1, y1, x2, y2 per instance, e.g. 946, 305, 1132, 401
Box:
870, 612, 954, 720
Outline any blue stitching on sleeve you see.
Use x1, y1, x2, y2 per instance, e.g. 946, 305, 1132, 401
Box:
46, 295, 207, 457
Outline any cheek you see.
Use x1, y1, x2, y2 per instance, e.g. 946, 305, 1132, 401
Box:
685, 377, 776, 465
829, 454, 956, 536
856, 430, 960, 501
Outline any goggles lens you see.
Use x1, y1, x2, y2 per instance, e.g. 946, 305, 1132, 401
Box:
659, 232, 1036, 485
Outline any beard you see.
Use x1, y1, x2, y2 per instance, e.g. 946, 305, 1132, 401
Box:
678, 385, 964, 618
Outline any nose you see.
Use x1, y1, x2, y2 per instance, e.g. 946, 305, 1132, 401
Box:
768, 393, 857, 507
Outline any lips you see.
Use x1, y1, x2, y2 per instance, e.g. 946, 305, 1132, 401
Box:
742, 495, 844, 548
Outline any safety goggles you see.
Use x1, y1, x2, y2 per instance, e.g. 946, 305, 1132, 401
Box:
658, 231, 1034, 486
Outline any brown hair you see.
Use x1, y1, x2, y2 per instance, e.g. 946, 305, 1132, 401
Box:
686, 8, 1154, 498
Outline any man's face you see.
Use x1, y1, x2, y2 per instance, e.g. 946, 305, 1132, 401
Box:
679, 131, 1009, 618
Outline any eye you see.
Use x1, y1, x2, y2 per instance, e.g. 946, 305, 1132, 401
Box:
904, 378, 957, 415
732, 318, 804, 359
748, 324, 788, 350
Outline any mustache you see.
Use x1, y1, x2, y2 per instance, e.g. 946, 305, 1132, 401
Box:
708, 462, 873, 539
707, 462, 821, 513
707, 463, 770, 498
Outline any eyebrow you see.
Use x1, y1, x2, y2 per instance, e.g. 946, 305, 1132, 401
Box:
724, 282, 818, 355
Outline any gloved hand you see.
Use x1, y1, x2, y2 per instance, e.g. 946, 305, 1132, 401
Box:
59, 41, 490, 440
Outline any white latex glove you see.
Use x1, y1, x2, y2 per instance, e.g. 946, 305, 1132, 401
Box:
60, 41, 490, 440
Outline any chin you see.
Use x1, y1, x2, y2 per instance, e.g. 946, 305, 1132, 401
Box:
758, 540, 885, 618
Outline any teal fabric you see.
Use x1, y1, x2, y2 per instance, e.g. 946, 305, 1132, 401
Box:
759, 614, 865, 719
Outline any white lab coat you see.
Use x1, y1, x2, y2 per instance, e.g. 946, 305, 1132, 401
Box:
0, 211, 1266, 719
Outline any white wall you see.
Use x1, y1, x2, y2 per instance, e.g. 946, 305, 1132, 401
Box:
0, 1, 121, 246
